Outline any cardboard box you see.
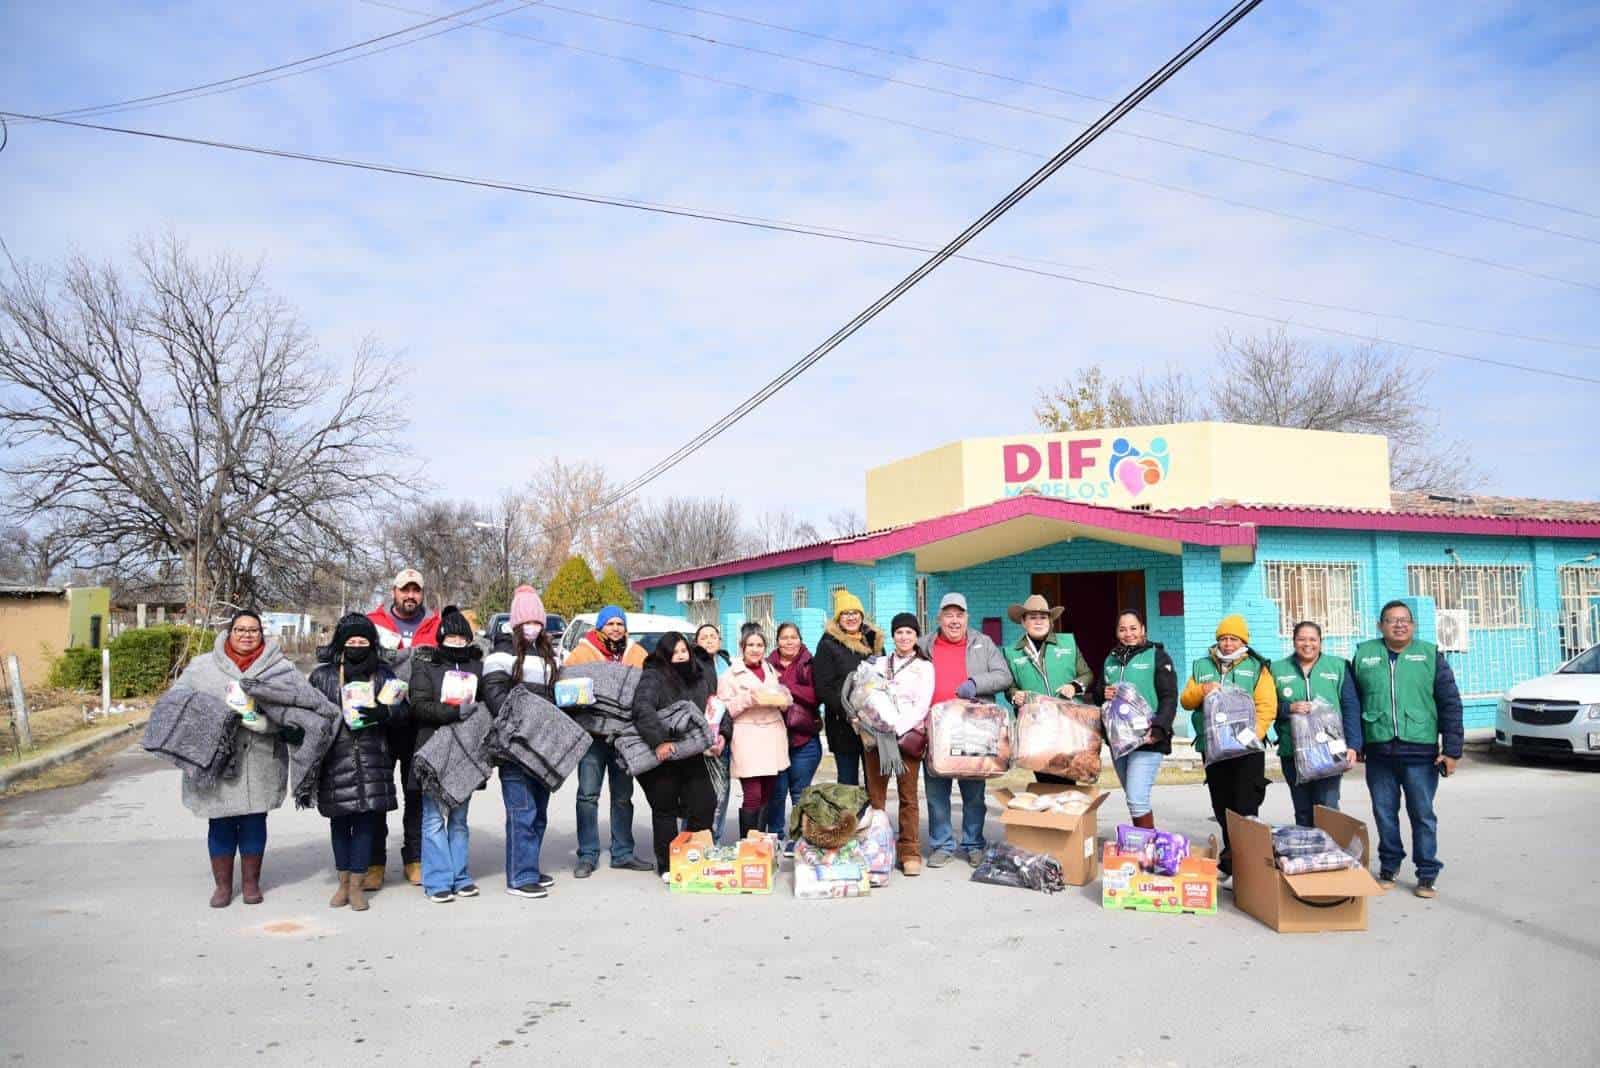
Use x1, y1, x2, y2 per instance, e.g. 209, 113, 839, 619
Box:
994, 782, 1109, 886
1101, 836, 1220, 915
1229, 807, 1384, 933
668, 830, 775, 895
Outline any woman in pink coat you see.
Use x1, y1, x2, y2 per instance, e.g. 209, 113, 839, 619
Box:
717, 629, 791, 840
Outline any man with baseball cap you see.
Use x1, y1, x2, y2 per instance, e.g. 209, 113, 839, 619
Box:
370, 568, 441, 651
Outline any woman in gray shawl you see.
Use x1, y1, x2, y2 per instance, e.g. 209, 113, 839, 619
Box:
172, 610, 301, 907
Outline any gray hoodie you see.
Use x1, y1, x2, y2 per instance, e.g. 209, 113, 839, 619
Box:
917, 628, 1012, 699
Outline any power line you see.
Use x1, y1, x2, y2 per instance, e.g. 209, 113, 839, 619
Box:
5, 110, 1595, 381
639, 0, 1600, 223
359, 0, 1600, 293
517, 1, 1596, 247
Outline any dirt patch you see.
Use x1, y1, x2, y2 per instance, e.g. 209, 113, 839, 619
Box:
1, 697, 150, 762
0, 742, 128, 798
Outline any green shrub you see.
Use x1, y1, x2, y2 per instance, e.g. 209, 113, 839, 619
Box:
46, 624, 212, 696
595, 566, 636, 612
48, 648, 102, 691
546, 556, 601, 620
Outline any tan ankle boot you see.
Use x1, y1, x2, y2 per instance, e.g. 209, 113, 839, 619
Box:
329, 871, 350, 908
361, 865, 385, 892
347, 873, 369, 912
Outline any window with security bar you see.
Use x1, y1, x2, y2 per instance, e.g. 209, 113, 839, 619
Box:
1263, 561, 1362, 639
743, 594, 775, 643
1558, 566, 1600, 658
1407, 565, 1527, 629
688, 599, 720, 630
792, 587, 808, 611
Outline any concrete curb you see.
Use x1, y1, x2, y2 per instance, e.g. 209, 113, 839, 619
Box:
0, 718, 147, 790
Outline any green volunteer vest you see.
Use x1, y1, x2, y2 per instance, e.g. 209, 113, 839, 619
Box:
1188, 654, 1264, 755
1103, 646, 1160, 714
1005, 633, 1081, 695
1269, 655, 1347, 758
1352, 638, 1439, 746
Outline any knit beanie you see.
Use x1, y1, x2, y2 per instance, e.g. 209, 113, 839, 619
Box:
1215, 614, 1251, 643
596, 605, 627, 629
889, 612, 920, 636
509, 585, 546, 628
438, 605, 473, 643
332, 612, 379, 652
832, 589, 865, 621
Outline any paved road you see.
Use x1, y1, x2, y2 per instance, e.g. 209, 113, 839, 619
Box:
2, 745, 1596, 1066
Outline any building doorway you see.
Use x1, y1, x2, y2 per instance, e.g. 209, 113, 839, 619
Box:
1032, 570, 1146, 673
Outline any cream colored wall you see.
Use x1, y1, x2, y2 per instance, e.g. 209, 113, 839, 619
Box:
0, 598, 71, 688
1204, 424, 1390, 507
864, 440, 970, 529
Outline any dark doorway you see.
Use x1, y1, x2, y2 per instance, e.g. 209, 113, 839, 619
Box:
1032, 570, 1147, 674
89, 614, 103, 649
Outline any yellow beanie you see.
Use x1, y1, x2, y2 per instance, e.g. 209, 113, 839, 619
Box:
1215, 615, 1250, 643
832, 589, 865, 620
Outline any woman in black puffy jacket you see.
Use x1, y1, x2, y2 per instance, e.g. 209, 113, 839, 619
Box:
407, 606, 485, 903
307, 613, 408, 912
633, 631, 720, 878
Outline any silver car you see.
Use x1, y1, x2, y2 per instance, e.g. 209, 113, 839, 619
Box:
1495, 643, 1600, 760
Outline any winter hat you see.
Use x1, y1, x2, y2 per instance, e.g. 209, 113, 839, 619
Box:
509, 585, 546, 628
438, 605, 473, 643
332, 612, 380, 652
596, 605, 627, 629
832, 589, 865, 620
890, 612, 920, 636
1215, 614, 1251, 643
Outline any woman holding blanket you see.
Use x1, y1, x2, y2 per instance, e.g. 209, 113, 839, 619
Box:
865, 613, 935, 876
1269, 621, 1363, 827
1099, 609, 1178, 831
172, 609, 302, 908
407, 606, 484, 903
481, 585, 559, 900
811, 590, 882, 786
764, 622, 821, 851
308, 614, 409, 912
633, 631, 721, 879
717, 629, 790, 840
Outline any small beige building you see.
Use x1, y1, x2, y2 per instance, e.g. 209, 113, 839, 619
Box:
0, 586, 111, 689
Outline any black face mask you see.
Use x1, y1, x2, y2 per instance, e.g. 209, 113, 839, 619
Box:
602, 633, 627, 657
341, 644, 377, 677
440, 641, 478, 664
671, 656, 698, 685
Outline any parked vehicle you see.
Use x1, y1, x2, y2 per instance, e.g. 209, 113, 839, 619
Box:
556, 612, 696, 664
1495, 643, 1600, 761
484, 611, 566, 648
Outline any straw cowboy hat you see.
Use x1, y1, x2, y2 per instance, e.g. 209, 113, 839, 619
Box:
1007, 594, 1065, 624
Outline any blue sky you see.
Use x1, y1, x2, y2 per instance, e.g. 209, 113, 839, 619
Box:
3, 0, 1596, 524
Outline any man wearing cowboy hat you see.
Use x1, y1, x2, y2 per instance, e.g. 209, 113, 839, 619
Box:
1003, 593, 1093, 708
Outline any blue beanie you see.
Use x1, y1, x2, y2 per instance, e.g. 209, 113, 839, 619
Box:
596, 605, 626, 629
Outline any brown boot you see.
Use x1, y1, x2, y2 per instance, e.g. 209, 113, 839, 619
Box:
240, 854, 264, 905
404, 861, 422, 886
347, 872, 369, 912
361, 865, 385, 892
209, 855, 234, 908
1132, 812, 1156, 830
329, 871, 350, 909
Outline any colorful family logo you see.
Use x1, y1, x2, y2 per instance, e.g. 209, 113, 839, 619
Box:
1108, 437, 1170, 496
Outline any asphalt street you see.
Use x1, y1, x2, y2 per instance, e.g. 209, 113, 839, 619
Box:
2, 744, 1596, 1067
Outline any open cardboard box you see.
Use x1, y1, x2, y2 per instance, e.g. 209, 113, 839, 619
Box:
1228, 806, 1385, 933
1101, 835, 1220, 915
668, 830, 775, 895
994, 782, 1109, 886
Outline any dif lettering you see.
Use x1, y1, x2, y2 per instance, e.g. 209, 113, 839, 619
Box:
1003, 438, 1102, 483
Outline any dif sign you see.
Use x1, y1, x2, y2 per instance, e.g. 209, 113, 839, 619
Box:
1002, 436, 1172, 502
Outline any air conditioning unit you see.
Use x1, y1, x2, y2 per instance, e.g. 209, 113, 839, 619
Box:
1435, 609, 1470, 652
675, 583, 693, 604
693, 581, 712, 602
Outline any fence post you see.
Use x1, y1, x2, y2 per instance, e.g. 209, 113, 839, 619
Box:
101, 648, 112, 714
6, 654, 31, 751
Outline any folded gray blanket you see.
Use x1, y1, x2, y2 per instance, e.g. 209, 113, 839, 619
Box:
143, 688, 236, 786
240, 672, 341, 809
414, 702, 494, 807
492, 688, 590, 790
615, 700, 714, 776
556, 662, 640, 738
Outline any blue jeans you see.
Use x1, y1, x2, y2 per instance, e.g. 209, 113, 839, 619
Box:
711, 748, 733, 843
1364, 755, 1441, 880
499, 763, 550, 889
924, 767, 987, 854
1112, 750, 1163, 819
575, 737, 637, 865
207, 813, 267, 858
328, 812, 380, 873
765, 737, 823, 837
1281, 755, 1342, 828
834, 748, 862, 787
420, 794, 472, 895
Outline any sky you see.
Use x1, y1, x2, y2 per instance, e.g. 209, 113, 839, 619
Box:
2, 0, 1597, 530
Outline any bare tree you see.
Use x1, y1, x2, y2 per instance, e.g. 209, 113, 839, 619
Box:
749, 509, 821, 554
522, 457, 633, 581
1033, 365, 1135, 432
379, 499, 493, 610
617, 495, 747, 579
826, 508, 865, 536
0, 520, 75, 585
0, 234, 413, 614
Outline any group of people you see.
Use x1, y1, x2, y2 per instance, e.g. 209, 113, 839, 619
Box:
175, 567, 1464, 910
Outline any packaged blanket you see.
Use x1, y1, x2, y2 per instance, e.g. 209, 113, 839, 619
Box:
1102, 683, 1155, 759
1014, 696, 1102, 780
970, 843, 1065, 894
854, 808, 895, 887
492, 688, 591, 790
1276, 849, 1359, 875
1291, 697, 1349, 783
1202, 686, 1263, 766
1270, 825, 1342, 858
412, 703, 494, 807
143, 688, 237, 786
926, 700, 1014, 779
555, 662, 640, 737
845, 665, 900, 737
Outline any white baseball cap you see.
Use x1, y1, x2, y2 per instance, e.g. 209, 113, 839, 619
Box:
392, 568, 425, 590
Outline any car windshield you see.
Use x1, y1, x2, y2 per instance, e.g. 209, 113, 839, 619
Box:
635, 632, 668, 653
1559, 646, 1600, 674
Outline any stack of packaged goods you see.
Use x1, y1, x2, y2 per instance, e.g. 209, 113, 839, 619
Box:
1270, 825, 1361, 875
789, 783, 872, 899
969, 843, 1065, 894
1101, 822, 1220, 915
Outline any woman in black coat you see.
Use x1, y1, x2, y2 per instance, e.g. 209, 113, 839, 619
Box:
307, 613, 407, 911
633, 631, 721, 878
810, 593, 882, 787
407, 606, 485, 903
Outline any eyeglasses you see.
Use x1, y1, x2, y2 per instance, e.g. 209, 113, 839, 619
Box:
231, 627, 262, 635
1380, 617, 1412, 626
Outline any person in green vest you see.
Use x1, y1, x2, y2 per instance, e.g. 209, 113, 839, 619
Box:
1350, 600, 1463, 900
1179, 614, 1276, 885
1099, 608, 1178, 829
1003, 594, 1094, 784
1269, 621, 1363, 827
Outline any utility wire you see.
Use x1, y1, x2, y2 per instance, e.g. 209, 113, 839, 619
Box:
360, 0, 1600, 293
640, 0, 1600, 223
515, 0, 1595, 247
5, 109, 1596, 380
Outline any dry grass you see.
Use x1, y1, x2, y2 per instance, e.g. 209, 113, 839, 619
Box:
0, 696, 150, 763
1, 746, 124, 797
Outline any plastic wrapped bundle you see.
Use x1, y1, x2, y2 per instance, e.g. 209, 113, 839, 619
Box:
926, 700, 1014, 779
1202, 686, 1263, 766
1015, 696, 1103, 780
970, 843, 1065, 894
847, 665, 900, 736
854, 808, 896, 887
753, 683, 794, 708
1276, 849, 1359, 875
1151, 830, 1190, 876
1271, 825, 1342, 858
1102, 683, 1155, 759
1291, 697, 1350, 782
1115, 824, 1158, 868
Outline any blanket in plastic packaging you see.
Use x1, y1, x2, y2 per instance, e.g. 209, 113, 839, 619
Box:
1014, 696, 1102, 780
1201, 686, 1263, 766
926, 700, 1014, 779
1102, 683, 1155, 759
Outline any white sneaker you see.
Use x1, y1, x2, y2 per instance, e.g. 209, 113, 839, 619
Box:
1219, 874, 1234, 891
660, 872, 671, 885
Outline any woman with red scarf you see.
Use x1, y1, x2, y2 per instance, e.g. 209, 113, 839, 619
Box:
171, 609, 303, 907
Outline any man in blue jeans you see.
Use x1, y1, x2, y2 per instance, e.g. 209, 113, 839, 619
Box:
1351, 600, 1463, 899
919, 593, 1013, 868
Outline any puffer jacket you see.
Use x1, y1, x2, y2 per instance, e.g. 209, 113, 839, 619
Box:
633, 659, 716, 748
307, 659, 406, 818
812, 622, 883, 758
406, 644, 484, 788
